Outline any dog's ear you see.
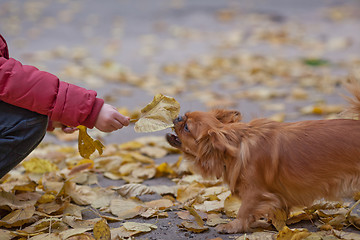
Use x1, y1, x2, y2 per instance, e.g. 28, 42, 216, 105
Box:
208, 129, 238, 156
194, 128, 238, 179
211, 109, 242, 123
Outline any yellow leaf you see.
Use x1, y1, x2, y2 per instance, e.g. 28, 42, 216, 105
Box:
223, 194, 242, 218
119, 141, 144, 150
37, 193, 56, 204
184, 206, 204, 227
134, 93, 180, 132
156, 162, 175, 177
22, 158, 58, 174
272, 208, 288, 231
276, 226, 311, 240
12, 181, 37, 192
93, 218, 111, 240
78, 126, 105, 159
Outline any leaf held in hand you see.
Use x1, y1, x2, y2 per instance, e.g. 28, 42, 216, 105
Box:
134, 94, 180, 133
78, 126, 105, 159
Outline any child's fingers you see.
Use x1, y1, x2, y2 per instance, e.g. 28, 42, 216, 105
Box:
62, 126, 78, 134
115, 113, 130, 126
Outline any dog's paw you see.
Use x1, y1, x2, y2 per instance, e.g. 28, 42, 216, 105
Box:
215, 219, 246, 234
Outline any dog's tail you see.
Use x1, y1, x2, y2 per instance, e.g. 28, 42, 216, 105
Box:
340, 76, 360, 120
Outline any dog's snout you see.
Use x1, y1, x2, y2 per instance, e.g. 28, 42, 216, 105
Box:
174, 116, 184, 123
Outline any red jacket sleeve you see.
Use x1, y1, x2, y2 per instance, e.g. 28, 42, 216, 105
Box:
0, 35, 9, 59
0, 57, 104, 128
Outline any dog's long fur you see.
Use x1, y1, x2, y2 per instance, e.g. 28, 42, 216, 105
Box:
166, 78, 360, 233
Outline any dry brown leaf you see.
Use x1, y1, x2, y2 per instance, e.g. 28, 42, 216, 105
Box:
223, 194, 242, 218
145, 198, 173, 210
37, 197, 70, 214
0, 229, 13, 240
184, 206, 204, 227
90, 187, 116, 210
178, 221, 209, 233
0, 191, 37, 210
193, 200, 223, 213
177, 182, 205, 203
140, 146, 168, 158
58, 227, 93, 239
109, 198, 144, 219
62, 216, 102, 229
141, 208, 168, 218
206, 214, 230, 227
122, 222, 157, 232
134, 93, 180, 132
64, 182, 97, 206
66, 233, 95, 240
110, 226, 140, 239
28, 233, 61, 240
114, 183, 155, 198
272, 209, 288, 231
0, 205, 35, 228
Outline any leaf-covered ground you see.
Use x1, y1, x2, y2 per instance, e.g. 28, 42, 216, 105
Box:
1, 0, 360, 239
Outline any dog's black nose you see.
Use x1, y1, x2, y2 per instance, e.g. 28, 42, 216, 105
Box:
174, 116, 183, 123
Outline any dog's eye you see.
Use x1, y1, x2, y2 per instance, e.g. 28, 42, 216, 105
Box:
184, 123, 190, 132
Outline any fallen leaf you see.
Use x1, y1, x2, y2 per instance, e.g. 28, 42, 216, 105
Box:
115, 183, 155, 198
110, 226, 140, 239
109, 198, 144, 219
0, 229, 13, 240
178, 221, 209, 233
276, 226, 311, 240
145, 198, 173, 210
184, 206, 204, 227
206, 214, 230, 227
272, 208, 288, 231
22, 158, 58, 174
122, 222, 157, 232
223, 194, 242, 218
93, 218, 111, 240
58, 228, 92, 240
0, 205, 35, 228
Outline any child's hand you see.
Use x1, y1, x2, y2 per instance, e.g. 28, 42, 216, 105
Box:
52, 121, 78, 134
95, 103, 130, 132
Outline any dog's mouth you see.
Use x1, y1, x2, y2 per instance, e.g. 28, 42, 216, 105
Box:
166, 133, 182, 148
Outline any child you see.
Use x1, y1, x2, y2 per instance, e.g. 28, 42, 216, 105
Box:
0, 34, 130, 178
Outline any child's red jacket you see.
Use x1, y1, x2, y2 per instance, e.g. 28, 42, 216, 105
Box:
0, 34, 104, 130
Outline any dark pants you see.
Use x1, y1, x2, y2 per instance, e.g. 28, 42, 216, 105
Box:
0, 101, 48, 179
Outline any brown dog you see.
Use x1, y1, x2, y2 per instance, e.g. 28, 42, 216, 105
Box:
166, 78, 360, 233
